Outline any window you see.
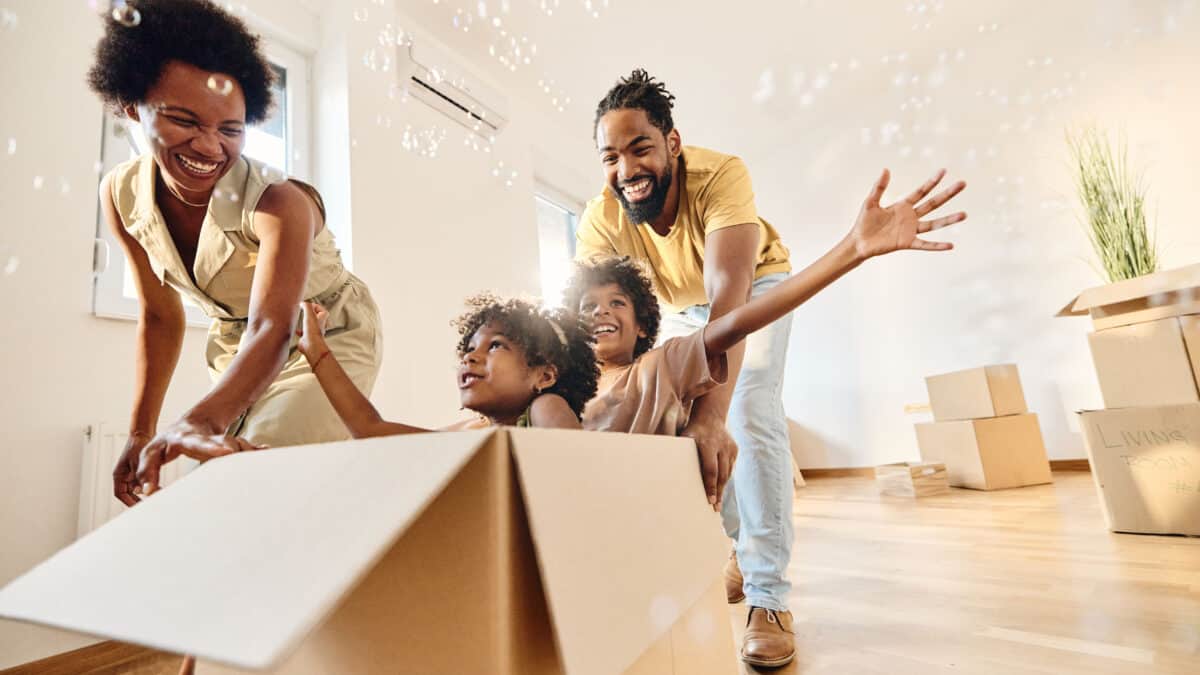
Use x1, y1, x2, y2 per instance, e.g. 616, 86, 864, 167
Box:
92, 37, 311, 326
535, 184, 584, 307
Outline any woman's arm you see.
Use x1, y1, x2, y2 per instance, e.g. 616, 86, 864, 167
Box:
298, 302, 429, 438
136, 181, 318, 492
101, 174, 187, 505
703, 168, 967, 358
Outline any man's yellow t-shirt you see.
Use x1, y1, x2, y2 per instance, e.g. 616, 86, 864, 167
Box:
574, 145, 791, 313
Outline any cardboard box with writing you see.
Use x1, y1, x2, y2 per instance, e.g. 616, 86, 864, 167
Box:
924, 364, 1028, 422
0, 429, 736, 675
914, 414, 1053, 490
874, 462, 949, 497
1060, 263, 1200, 408
1078, 404, 1200, 536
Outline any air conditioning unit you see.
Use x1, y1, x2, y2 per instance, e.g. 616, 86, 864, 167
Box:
396, 39, 509, 136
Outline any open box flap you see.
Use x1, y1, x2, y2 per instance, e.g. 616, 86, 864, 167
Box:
508, 428, 729, 675
0, 430, 495, 669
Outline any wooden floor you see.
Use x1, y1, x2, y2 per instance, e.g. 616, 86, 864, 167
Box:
728, 472, 1200, 674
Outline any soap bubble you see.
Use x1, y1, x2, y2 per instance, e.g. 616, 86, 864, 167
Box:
353, 8, 368, 21
6, 138, 14, 155
0, 8, 18, 31
32, 176, 44, 190
4, 256, 19, 276
685, 607, 715, 641
111, 1, 141, 27
206, 75, 233, 96
648, 595, 681, 632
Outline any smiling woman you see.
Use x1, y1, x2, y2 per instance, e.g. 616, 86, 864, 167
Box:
86, 0, 382, 506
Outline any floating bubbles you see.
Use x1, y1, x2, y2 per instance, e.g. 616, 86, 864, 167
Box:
648, 595, 681, 633
751, 69, 776, 104
798, 92, 814, 107
93, 160, 104, 174
59, 178, 71, 195
4, 256, 19, 276
32, 175, 44, 190
0, 8, 17, 31
206, 75, 233, 96
353, 7, 368, 21
6, 138, 14, 156
111, 1, 141, 27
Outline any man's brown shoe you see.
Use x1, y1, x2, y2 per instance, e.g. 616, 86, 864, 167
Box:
723, 549, 745, 603
740, 606, 795, 667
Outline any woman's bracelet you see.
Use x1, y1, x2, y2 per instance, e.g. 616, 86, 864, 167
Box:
310, 349, 332, 372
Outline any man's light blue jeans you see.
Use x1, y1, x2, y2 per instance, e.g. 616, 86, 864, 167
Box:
657, 272, 794, 612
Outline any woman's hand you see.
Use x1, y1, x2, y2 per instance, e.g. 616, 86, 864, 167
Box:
848, 168, 967, 261
135, 418, 266, 496
113, 431, 153, 506
297, 301, 330, 360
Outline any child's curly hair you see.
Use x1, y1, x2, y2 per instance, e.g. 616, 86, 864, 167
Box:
562, 256, 661, 360
454, 294, 599, 419
593, 68, 676, 141
87, 0, 275, 124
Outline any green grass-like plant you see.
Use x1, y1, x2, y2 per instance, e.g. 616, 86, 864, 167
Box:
1066, 127, 1158, 283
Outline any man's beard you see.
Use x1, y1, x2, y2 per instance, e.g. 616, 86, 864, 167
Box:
614, 163, 673, 225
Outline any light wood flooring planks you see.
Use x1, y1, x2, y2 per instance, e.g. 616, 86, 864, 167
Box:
728, 472, 1199, 674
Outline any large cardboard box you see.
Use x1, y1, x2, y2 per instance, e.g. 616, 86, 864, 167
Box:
0, 429, 736, 674
924, 364, 1028, 421
914, 414, 1053, 490
1078, 404, 1200, 536
1060, 264, 1200, 407
1086, 315, 1200, 409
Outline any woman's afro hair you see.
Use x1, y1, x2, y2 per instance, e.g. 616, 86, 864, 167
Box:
562, 256, 661, 360
454, 294, 599, 420
87, 0, 275, 124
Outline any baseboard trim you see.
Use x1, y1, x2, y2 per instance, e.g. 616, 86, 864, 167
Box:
0, 641, 176, 675
1049, 458, 1091, 471
800, 459, 1091, 479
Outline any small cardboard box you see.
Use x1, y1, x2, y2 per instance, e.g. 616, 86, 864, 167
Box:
1058, 262, 1200, 331
914, 414, 1053, 490
1086, 315, 1200, 409
1077, 404, 1200, 536
0, 429, 736, 675
874, 462, 949, 497
924, 364, 1028, 422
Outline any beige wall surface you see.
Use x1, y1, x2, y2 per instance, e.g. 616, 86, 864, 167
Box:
2, 0, 1198, 666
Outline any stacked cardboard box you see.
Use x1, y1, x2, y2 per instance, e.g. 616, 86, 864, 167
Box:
914, 364, 1053, 490
1061, 263, 1200, 536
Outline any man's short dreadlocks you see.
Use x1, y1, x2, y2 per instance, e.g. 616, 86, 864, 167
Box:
593, 68, 676, 140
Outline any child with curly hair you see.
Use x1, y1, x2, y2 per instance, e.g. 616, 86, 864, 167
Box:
297, 294, 598, 435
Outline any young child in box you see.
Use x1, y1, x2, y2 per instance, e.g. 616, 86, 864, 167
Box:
297, 294, 599, 434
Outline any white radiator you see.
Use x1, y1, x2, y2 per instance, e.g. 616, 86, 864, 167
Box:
77, 423, 198, 539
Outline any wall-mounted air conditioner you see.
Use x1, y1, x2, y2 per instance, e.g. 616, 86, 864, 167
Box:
396, 39, 509, 136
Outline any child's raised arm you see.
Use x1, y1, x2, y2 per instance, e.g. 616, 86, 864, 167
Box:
298, 302, 430, 438
703, 168, 967, 358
